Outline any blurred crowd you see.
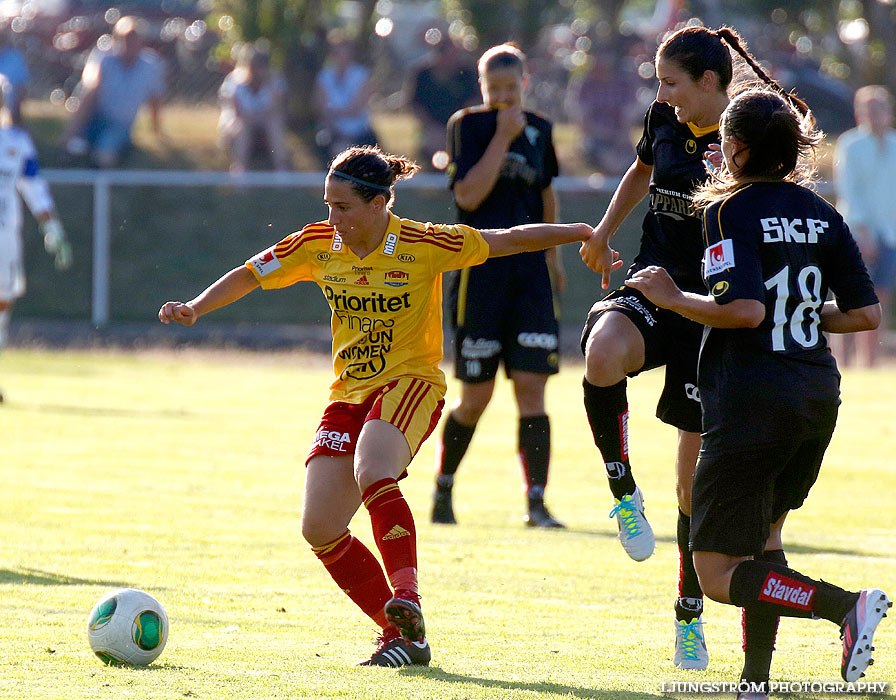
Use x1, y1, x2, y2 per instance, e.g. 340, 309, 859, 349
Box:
0, 3, 872, 175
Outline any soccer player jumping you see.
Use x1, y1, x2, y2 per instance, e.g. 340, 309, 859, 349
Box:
624, 88, 890, 697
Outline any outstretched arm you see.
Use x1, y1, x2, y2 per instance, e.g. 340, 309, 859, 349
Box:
580, 157, 652, 288
480, 222, 592, 258
159, 266, 260, 326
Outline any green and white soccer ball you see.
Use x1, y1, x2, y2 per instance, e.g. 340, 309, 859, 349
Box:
86, 588, 168, 666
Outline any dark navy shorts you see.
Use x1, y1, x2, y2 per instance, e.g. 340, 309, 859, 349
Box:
690, 425, 835, 557
448, 252, 559, 383
580, 286, 702, 433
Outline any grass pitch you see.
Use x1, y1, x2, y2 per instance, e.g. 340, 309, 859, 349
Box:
0, 347, 894, 699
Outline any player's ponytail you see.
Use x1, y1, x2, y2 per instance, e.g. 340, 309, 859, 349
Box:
329, 146, 420, 204
715, 27, 814, 124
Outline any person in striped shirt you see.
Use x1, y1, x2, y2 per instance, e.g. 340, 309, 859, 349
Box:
158, 145, 592, 667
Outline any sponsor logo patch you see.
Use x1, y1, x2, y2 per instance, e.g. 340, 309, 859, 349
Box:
382, 525, 411, 540
759, 573, 816, 611
383, 232, 398, 256
605, 462, 626, 479
317, 252, 331, 262
703, 239, 735, 277
685, 139, 697, 154
517, 332, 558, 350
384, 270, 409, 287
313, 429, 351, 452
250, 249, 282, 277
354, 275, 369, 286
397, 253, 415, 263
619, 409, 629, 460
711, 280, 730, 297
323, 274, 346, 283
332, 234, 343, 251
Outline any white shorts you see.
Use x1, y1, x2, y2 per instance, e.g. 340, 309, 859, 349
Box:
0, 233, 25, 302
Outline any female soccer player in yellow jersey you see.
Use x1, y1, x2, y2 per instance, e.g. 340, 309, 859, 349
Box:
158, 145, 592, 667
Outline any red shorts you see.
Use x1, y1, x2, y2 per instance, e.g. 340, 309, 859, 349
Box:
306, 377, 445, 470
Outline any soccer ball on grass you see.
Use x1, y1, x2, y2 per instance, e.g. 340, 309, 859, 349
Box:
86, 588, 168, 665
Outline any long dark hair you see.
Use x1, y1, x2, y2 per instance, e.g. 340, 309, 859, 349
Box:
658, 25, 811, 121
329, 146, 420, 204
693, 89, 822, 207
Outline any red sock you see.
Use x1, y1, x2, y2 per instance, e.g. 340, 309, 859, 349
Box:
311, 530, 391, 629
362, 478, 418, 603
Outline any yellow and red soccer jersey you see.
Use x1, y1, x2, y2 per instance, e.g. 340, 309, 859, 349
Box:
246, 212, 490, 403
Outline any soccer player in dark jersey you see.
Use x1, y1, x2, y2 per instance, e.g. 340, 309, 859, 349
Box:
158, 146, 592, 668
431, 43, 566, 528
579, 26, 800, 671
625, 87, 888, 698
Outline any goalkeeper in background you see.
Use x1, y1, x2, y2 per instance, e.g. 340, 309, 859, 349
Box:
0, 74, 72, 401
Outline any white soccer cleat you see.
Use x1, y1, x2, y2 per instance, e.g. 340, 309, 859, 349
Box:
673, 616, 709, 670
608, 487, 655, 561
840, 588, 891, 682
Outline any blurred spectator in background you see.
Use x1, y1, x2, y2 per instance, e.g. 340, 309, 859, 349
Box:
63, 16, 165, 168
564, 52, 638, 175
832, 85, 896, 367
218, 44, 290, 173
405, 32, 478, 170
0, 75, 70, 402
313, 35, 377, 162
0, 28, 30, 125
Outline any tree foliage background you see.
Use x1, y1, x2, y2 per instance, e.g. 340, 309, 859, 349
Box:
206, 0, 896, 146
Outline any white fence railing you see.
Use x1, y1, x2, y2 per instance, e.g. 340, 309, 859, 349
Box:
41, 169, 624, 326
42, 168, 833, 327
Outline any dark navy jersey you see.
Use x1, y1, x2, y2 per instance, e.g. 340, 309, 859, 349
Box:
633, 101, 719, 292
699, 181, 878, 451
446, 105, 558, 230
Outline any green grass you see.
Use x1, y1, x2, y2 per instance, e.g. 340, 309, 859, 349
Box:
0, 348, 894, 699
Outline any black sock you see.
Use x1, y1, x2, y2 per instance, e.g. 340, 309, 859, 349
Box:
583, 377, 635, 499
676, 510, 703, 619
519, 414, 550, 498
741, 549, 787, 686
436, 413, 476, 486
729, 559, 858, 623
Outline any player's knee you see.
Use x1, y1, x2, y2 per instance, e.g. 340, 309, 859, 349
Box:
301, 514, 336, 547
692, 554, 731, 603
584, 342, 626, 386
452, 401, 487, 425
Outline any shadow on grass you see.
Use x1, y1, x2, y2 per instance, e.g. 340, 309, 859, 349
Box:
4, 401, 190, 419
401, 666, 664, 699
559, 528, 887, 560
0, 568, 131, 587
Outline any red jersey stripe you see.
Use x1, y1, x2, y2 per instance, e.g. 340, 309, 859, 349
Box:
275, 232, 333, 257
397, 382, 430, 432
395, 379, 428, 431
